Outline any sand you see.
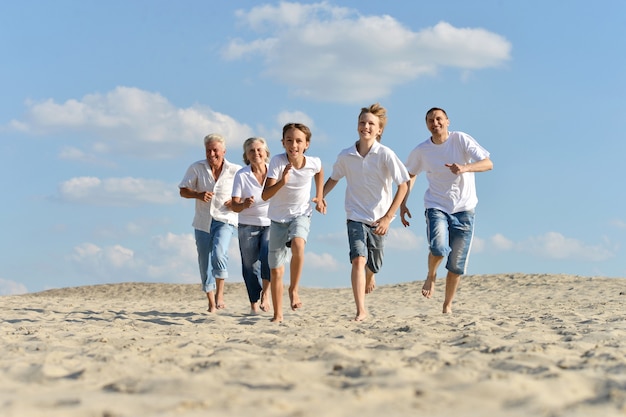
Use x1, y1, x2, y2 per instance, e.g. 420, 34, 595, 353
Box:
1, 273, 625, 417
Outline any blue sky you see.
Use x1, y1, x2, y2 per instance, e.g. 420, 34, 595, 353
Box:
2, 0, 625, 295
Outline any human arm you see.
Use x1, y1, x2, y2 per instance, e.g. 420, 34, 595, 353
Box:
373, 180, 408, 235
179, 187, 214, 202
400, 174, 417, 227
230, 196, 255, 213
312, 168, 327, 214
261, 163, 292, 201
445, 157, 493, 175
323, 177, 338, 197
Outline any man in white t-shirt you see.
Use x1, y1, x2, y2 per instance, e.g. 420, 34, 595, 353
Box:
179, 133, 241, 312
401, 108, 493, 314
324, 103, 409, 322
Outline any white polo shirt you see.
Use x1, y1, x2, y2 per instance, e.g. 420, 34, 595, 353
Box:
179, 159, 241, 232
330, 140, 410, 226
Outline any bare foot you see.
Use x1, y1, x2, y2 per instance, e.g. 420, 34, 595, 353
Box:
365, 275, 376, 294
270, 315, 283, 323
442, 303, 452, 314
207, 304, 217, 313
289, 289, 302, 310
216, 300, 226, 310
353, 312, 368, 322
259, 290, 269, 312
422, 277, 435, 298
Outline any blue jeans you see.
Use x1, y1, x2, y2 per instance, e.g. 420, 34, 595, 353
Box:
195, 221, 235, 292
425, 208, 475, 275
347, 220, 385, 273
238, 224, 270, 303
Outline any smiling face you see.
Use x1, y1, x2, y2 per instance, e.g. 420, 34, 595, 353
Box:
426, 109, 450, 137
282, 127, 309, 162
358, 112, 383, 142
205, 140, 226, 168
245, 139, 269, 166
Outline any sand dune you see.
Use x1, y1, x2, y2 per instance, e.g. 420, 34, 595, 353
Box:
1, 274, 625, 416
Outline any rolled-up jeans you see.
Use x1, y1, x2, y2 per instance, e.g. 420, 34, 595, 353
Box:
195, 220, 235, 293
238, 224, 270, 303
425, 208, 475, 275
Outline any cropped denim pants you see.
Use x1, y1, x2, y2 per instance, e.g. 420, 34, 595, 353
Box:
238, 224, 270, 303
425, 208, 475, 275
195, 220, 235, 293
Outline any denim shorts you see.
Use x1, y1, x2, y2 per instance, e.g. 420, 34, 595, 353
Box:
347, 220, 385, 274
425, 208, 475, 275
268, 215, 311, 269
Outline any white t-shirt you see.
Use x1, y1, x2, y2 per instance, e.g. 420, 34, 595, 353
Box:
179, 159, 241, 232
330, 140, 410, 225
266, 153, 322, 223
405, 131, 490, 214
231, 165, 270, 227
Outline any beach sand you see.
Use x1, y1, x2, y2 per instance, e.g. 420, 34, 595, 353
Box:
1, 274, 625, 417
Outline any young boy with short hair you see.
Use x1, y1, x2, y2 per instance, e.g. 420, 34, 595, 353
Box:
262, 123, 326, 323
323, 103, 409, 321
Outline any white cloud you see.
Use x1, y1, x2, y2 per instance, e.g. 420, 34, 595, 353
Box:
56, 176, 177, 206
305, 251, 341, 271
68, 233, 242, 285
490, 233, 514, 251
224, 2, 511, 103
69, 242, 141, 279
0, 278, 28, 296
523, 232, 615, 262
58, 146, 117, 167
9, 86, 253, 158
610, 219, 626, 229
472, 236, 485, 253
386, 227, 422, 250
277, 110, 315, 129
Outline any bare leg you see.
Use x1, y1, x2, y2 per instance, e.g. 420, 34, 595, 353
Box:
365, 267, 376, 294
259, 278, 271, 312
206, 292, 217, 313
288, 237, 305, 310
351, 256, 368, 321
215, 278, 226, 309
270, 266, 284, 322
443, 271, 461, 314
423, 253, 444, 298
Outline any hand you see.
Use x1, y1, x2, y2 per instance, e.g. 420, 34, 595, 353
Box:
223, 199, 233, 209
200, 191, 214, 202
445, 163, 465, 175
313, 197, 327, 215
400, 205, 412, 227
372, 216, 391, 235
243, 196, 254, 209
282, 163, 293, 183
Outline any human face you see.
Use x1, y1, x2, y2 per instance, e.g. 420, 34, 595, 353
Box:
358, 112, 382, 141
282, 128, 309, 161
426, 110, 450, 137
246, 140, 268, 166
205, 140, 226, 168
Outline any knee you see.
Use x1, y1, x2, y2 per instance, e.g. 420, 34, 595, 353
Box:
290, 237, 306, 253
351, 255, 366, 268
